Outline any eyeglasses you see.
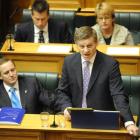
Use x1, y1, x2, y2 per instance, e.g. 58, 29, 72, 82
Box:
97, 16, 112, 21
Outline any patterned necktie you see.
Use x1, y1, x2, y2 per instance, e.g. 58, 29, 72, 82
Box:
9, 88, 22, 108
38, 30, 45, 43
82, 61, 90, 108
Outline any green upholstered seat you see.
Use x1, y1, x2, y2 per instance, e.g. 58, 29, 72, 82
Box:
18, 72, 59, 114
122, 76, 140, 116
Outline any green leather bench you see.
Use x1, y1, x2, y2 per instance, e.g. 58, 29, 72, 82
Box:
18, 72, 59, 91
122, 76, 140, 116
122, 76, 140, 139
18, 72, 59, 113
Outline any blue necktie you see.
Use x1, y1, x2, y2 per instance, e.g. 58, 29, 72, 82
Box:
82, 61, 90, 108
9, 88, 22, 108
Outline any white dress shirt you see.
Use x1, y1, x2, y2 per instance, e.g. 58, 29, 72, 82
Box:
81, 52, 97, 76
34, 24, 49, 43
3, 81, 21, 104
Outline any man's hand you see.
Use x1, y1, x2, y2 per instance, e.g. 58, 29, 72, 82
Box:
64, 107, 71, 121
126, 124, 139, 136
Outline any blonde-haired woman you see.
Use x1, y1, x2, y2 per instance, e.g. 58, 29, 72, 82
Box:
92, 2, 134, 45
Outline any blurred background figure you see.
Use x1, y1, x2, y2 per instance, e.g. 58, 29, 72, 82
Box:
92, 2, 134, 45
14, 0, 72, 43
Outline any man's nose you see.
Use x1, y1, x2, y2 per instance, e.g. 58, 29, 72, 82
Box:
84, 47, 89, 52
9, 71, 14, 76
38, 20, 43, 25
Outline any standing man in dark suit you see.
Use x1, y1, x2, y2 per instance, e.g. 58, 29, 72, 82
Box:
15, 0, 72, 43
56, 26, 138, 135
0, 58, 49, 114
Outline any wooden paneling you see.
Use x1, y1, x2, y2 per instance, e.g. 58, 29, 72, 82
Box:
47, 0, 80, 9
83, 0, 140, 9
0, 130, 44, 140
30, 0, 82, 9
10, 0, 31, 23
84, 0, 100, 8
10, 0, 140, 10
106, 0, 140, 10
1, 42, 140, 75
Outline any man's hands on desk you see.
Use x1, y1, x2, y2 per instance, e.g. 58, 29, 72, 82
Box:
126, 124, 139, 136
64, 107, 139, 136
64, 107, 71, 121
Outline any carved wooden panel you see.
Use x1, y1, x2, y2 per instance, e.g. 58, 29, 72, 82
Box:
16, 0, 140, 9
104, 0, 140, 10
0, 130, 44, 140
30, 0, 82, 9
62, 132, 132, 140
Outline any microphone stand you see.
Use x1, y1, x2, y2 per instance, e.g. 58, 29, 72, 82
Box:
50, 92, 58, 128
50, 113, 58, 128
7, 34, 14, 51
70, 44, 75, 53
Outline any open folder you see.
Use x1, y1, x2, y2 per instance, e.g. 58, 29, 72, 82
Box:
68, 108, 120, 130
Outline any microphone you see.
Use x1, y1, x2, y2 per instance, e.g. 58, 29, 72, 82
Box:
50, 91, 58, 128
70, 44, 75, 53
6, 34, 14, 51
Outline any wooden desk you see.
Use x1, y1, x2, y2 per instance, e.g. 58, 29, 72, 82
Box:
1, 42, 140, 75
1, 42, 72, 76
0, 114, 134, 140
97, 45, 140, 75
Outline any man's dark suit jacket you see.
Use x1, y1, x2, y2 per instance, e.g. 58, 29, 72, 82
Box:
0, 76, 49, 114
56, 51, 134, 122
14, 18, 72, 43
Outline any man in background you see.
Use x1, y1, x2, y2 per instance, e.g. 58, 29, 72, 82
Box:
15, 0, 72, 43
0, 58, 49, 113
56, 26, 138, 136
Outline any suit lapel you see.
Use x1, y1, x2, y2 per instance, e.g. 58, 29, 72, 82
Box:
72, 54, 83, 91
30, 22, 34, 42
18, 77, 26, 109
0, 83, 11, 106
48, 19, 53, 43
88, 51, 103, 93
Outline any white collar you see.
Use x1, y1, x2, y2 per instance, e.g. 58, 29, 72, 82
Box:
81, 51, 97, 64
34, 23, 48, 34
3, 80, 19, 91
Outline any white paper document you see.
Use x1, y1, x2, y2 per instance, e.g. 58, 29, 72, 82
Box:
37, 45, 72, 53
107, 47, 139, 55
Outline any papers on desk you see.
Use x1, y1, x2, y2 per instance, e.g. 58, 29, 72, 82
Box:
107, 47, 139, 55
37, 45, 72, 53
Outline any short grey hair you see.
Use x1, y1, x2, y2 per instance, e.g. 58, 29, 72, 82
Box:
74, 26, 97, 43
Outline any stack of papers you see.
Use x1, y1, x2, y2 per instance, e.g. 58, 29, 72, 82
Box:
37, 45, 72, 53
107, 47, 139, 55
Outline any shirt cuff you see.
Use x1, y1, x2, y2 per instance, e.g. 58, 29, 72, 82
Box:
124, 121, 134, 128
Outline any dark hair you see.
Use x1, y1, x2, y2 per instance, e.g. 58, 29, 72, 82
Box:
31, 0, 49, 15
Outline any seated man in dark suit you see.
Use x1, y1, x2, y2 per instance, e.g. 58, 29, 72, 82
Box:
14, 0, 72, 43
55, 26, 138, 136
0, 58, 49, 114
